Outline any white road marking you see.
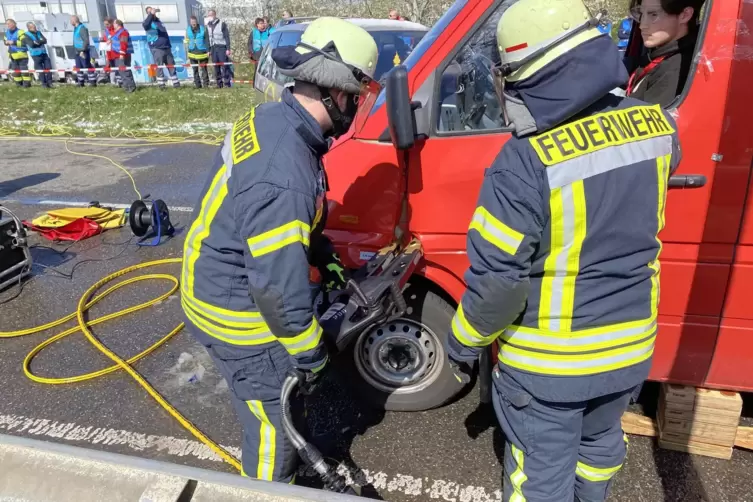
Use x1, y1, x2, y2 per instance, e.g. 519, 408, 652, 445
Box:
0, 413, 502, 501
1, 198, 195, 213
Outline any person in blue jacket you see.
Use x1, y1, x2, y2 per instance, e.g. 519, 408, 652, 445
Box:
22, 22, 53, 88
71, 15, 96, 86
248, 17, 275, 61
185, 15, 210, 88
143, 6, 180, 88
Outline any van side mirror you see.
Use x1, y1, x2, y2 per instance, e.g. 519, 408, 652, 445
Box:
385, 65, 416, 150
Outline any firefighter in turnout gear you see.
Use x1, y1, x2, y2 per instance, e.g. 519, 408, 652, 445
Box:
181, 17, 378, 483
446, 0, 682, 500
185, 15, 210, 88
4, 19, 31, 87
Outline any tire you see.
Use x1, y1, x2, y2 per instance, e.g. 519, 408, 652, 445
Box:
340, 282, 467, 412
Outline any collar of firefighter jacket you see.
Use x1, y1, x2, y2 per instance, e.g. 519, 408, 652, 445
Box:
281, 88, 329, 157
504, 35, 629, 134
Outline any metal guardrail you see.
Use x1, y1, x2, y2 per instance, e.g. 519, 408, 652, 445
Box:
0, 433, 363, 502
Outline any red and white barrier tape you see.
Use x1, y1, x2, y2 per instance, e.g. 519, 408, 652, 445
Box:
0, 60, 252, 75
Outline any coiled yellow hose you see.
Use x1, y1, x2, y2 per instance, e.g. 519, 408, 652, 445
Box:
1, 258, 242, 471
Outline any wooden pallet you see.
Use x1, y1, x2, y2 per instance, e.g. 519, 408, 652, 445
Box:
621, 384, 747, 460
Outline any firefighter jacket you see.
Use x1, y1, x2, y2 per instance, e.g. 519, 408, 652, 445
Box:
181, 88, 331, 370
448, 35, 682, 402
4, 28, 29, 59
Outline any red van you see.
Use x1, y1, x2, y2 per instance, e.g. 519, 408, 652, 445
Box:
262, 0, 753, 412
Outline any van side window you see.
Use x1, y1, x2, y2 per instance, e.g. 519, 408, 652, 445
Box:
435, 8, 507, 134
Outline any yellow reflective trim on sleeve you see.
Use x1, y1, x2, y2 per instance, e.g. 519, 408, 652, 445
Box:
648, 154, 670, 316
247, 220, 311, 258
539, 187, 561, 331
278, 318, 323, 356
530, 104, 675, 166
247, 400, 276, 480
231, 107, 261, 165
575, 461, 623, 482
498, 335, 656, 376
182, 164, 230, 298
509, 444, 528, 502
451, 303, 502, 347
468, 206, 524, 256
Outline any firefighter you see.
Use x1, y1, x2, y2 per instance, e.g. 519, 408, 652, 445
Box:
71, 15, 96, 87
445, 1, 681, 501
143, 6, 180, 88
3, 19, 31, 87
185, 15, 210, 88
112, 19, 136, 93
206, 10, 232, 88
23, 22, 53, 88
180, 17, 376, 483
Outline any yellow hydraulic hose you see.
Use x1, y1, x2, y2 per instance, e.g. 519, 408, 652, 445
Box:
1, 258, 242, 471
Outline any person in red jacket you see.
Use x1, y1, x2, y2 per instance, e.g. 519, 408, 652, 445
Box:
112, 19, 136, 92
100, 18, 121, 86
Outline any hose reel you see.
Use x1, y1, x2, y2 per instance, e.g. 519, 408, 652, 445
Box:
128, 199, 175, 246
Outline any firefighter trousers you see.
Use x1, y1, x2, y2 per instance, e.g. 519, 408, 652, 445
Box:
189, 57, 210, 88
492, 367, 635, 502
187, 321, 302, 483
150, 48, 180, 88
9, 58, 31, 87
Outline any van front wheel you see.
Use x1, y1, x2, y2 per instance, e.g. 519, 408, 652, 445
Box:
342, 283, 468, 412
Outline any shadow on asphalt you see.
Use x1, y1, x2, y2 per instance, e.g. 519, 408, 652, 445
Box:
0, 173, 60, 198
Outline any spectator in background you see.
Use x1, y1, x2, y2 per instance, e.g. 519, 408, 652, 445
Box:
279, 9, 295, 26
143, 6, 180, 89
3, 19, 30, 88
112, 19, 136, 93
100, 17, 121, 86
71, 15, 97, 87
617, 16, 633, 52
185, 15, 210, 88
626, 0, 703, 107
206, 9, 232, 88
23, 22, 52, 88
248, 17, 274, 61
388, 9, 405, 21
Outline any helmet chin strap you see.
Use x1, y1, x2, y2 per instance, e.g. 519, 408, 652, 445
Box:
318, 86, 356, 138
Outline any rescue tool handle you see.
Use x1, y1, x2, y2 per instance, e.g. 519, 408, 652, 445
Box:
668, 174, 706, 189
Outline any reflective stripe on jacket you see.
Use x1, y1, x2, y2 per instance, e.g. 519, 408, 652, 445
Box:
185, 25, 208, 59
449, 97, 681, 401
5, 28, 29, 59
181, 89, 331, 370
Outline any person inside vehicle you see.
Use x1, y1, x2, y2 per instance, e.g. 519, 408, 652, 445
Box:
626, 0, 704, 107
181, 17, 376, 484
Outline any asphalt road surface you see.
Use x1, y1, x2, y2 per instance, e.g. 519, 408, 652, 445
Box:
1, 138, 752, 502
